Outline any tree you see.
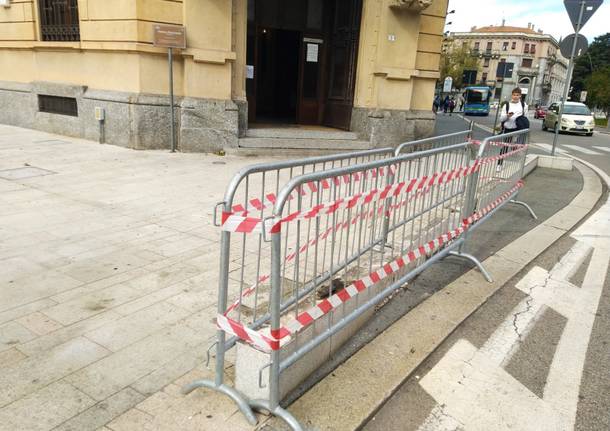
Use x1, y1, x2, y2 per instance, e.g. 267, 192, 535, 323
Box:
584, 67, 610, 112
570, 33, 610, 102
440, 42, 480, 89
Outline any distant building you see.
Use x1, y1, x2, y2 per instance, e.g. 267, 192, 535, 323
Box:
445, 22, 568, 106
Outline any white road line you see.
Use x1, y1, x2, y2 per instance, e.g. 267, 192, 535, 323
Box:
534, 143, 568, 154
593, 146, 610, 153
561, 144, 601, 155
418, 160, 610, 430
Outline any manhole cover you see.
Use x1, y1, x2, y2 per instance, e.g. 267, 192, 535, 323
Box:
0, 167, 56, 180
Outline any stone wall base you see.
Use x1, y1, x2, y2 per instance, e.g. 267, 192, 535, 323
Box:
0, 81, 239, 152
351, 107, 435, 148
0, 81, 436, 152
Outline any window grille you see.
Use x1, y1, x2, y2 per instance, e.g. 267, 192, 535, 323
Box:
38, 95, 78, 116
39, 0, 80, 41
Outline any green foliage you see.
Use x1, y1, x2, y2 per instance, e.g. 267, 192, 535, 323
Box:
571, 33, 610, 102
595, 117, 608, 127
440, 42, 480, 89
584, 67, 610, 112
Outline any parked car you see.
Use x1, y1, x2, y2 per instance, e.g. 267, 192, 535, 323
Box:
534, 105, 547, 119
543, 102, 595, 136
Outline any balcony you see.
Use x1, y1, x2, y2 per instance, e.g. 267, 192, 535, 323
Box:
471, 49, 501, 59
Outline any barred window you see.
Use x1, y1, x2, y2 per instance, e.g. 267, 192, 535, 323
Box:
39, 0, 80, 41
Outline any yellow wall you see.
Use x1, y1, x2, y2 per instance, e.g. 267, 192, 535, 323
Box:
354, 0, 445, 111
0, 0, 444, 110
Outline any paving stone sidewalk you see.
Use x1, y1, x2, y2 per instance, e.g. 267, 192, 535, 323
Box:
0, 125, 286, 431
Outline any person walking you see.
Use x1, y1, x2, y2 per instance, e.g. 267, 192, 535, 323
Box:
443, 96, 450, 114
433, 95, 440, 114
449, 97, 456, 115
497, 87, 528, 171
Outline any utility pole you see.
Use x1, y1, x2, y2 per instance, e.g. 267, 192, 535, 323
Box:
552, 1, 585, 156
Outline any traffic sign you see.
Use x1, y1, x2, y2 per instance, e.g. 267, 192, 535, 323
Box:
580, 90, 587, 102
496, 62, 514, 79
443, 77, 453, 93
560, 33, 588, 58
564, 0, 603, 31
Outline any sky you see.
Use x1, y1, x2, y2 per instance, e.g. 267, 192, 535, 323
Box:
446, 0, 609, 43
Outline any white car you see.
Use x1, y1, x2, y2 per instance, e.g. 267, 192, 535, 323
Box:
543, 101, 595, 136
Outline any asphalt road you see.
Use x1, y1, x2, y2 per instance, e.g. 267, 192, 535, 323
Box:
465, 109, 610, 176
362, 114, 610, 431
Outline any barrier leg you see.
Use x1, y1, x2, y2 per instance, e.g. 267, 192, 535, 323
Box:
182, 379, 258, 425
509, 199, 538, 220
182, 229, 258, 426
250, 399, 304, 431
449, 250, 493, 283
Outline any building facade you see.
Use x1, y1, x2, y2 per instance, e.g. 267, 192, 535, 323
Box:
0, 0, 448, 152
447, 23, 568, 106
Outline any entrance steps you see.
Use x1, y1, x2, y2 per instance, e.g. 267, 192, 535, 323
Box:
236, 126, 371, 154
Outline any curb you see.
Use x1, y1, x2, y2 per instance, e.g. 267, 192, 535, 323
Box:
275, 161, 603, 431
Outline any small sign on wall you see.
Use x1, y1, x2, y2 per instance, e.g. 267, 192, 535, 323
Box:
246, 65, 254, 79
153, 24, 186, 49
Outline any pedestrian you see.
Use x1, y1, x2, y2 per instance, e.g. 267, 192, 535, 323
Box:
433, 95, 440, 114
443, 96, 450, 114
497, 87, 528, 171
458, 95, 464, 112
449, 97, 456, 115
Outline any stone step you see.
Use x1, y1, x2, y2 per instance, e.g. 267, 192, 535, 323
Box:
246, 127, 359, 140
238, 137, 371, 151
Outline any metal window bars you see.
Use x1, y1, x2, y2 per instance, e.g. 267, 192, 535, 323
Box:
184, 129, 534, 430
39, 0, 80, 42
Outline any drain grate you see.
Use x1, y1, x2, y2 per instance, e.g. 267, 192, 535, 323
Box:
0, 166, 56, 180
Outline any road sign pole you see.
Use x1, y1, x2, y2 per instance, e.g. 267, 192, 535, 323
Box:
492, 78, 506, 134
552, 0, 586, 156
168, 47, 176, 153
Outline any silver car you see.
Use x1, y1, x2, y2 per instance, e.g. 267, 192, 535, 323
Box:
543, 101, 595, 136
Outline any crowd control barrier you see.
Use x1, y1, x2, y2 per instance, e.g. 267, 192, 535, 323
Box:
183, 129, 534, 430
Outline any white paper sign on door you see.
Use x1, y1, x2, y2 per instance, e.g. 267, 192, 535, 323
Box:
306, 43, 319, 63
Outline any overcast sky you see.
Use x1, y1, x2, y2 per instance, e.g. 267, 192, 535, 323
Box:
446, 0, 609, 42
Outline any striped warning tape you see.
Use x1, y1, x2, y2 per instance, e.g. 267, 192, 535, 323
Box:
230, 165, 396, 215
222, 182, 439, 316
216, 181, 523, 352
221, 162, 481, 234
469, 138, 527, 148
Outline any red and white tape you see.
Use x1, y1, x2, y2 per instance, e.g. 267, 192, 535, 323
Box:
222, 182, 442, 316
230, 166, 396, 215
221, 163, 480, 234
217, 181, 523, 352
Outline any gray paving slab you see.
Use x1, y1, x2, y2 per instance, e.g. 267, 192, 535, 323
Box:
0, 381, 96, 431
0, 337, 109, 408
52, 387, 146, 431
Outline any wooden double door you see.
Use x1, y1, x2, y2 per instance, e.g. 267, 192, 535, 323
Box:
246, 0, 362, 130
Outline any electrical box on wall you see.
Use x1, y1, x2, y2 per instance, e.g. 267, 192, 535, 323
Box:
94, 107, 105, 121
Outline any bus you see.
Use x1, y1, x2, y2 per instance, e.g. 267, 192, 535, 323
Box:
463, 86, 492, 116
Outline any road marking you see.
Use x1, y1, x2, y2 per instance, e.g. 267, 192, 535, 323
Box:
418, 174, 610, 430
534, 143, 568, 154
593, 146, 610, 153
560, 144, 601, 155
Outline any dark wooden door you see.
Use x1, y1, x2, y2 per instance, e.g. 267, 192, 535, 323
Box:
297, 36, 325, 125
323, 0, 362, 130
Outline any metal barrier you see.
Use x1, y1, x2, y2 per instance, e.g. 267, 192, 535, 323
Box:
394, 127, 473, 155
181, 147, 394, 424
184, 129, 535, 430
